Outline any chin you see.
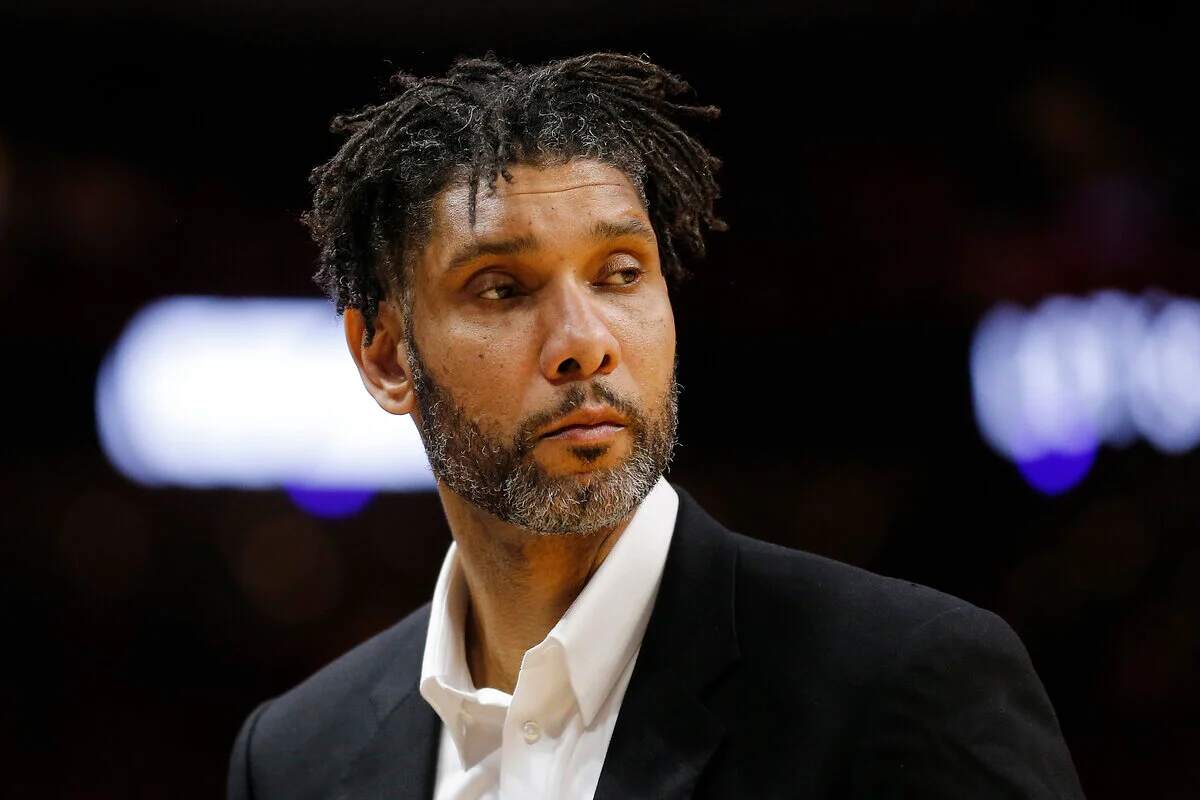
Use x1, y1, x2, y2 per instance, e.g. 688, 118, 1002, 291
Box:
546, 459, 623, 481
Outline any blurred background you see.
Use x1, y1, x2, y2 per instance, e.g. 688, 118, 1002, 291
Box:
3, 2, 1197, 797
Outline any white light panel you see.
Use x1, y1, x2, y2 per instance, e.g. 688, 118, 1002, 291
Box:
971, 290, 1200, 463
96, 296, 435, 491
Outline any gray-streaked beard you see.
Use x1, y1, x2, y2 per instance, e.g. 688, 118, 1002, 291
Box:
402, 326, 678, 535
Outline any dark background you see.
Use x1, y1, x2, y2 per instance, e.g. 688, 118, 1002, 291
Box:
2, 2, 1197, 797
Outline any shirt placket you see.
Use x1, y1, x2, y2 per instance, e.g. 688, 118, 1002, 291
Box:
498, 646, 569, 799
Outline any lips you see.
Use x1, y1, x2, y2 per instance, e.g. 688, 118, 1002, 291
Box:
541, 422, 626, 443
539, 406, 628, 439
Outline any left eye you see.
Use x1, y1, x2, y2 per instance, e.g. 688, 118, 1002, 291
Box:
478, 284, 517, 300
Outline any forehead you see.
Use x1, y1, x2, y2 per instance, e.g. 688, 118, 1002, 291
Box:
426, 160, 648, 256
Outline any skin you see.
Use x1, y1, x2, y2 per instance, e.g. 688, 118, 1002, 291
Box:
345, 159, 678, 693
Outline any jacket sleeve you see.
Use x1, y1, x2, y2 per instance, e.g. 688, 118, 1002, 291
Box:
847, 604, 1087, 799
227, 700, 273, 800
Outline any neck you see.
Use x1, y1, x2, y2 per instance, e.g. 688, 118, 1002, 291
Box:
436, 482, 636, 694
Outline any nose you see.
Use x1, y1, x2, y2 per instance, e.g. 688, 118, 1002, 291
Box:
538, 278, 621, 383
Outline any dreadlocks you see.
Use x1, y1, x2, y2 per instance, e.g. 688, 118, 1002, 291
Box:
303, 51, 727, 345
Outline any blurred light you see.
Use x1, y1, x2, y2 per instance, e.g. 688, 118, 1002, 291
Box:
1016, 446, 1098, 496
1129, 300, 1200, 453
286, 486, 376, 519
96, 296, 434, 493
971, 290, 1200, 493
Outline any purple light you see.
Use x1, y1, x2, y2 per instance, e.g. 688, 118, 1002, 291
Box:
1015, 447, 1098, 496
286, 486, 375, 518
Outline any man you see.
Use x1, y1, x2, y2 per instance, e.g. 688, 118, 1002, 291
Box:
228, 52, 1087, 799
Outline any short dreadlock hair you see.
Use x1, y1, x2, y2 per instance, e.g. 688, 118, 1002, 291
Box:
303, 51, 727, 345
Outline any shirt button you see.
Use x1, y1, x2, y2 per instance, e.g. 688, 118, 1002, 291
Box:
521, 720, 542, 744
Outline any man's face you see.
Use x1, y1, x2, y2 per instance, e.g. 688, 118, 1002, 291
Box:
401, 158, 679, 534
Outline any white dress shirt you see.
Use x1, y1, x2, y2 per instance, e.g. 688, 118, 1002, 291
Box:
418, 476, 680, 800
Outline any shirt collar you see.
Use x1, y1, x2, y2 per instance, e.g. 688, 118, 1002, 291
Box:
547, 476, 679, 726
418, 537, 473, 735
418, 476, 680, 731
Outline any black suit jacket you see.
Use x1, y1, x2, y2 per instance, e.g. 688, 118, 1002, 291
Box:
228, 483, 1087, 799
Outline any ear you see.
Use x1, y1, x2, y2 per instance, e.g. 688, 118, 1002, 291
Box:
344, 300, 416, 417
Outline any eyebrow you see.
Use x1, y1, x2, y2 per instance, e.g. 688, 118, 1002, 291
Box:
444, 218, 656, 273
588, 217, 656, 243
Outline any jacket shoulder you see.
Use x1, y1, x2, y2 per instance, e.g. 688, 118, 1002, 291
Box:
687, 517, 1085, 798
263, 601, 429, 729
670, 484, 978, 644
230, 602, 431, 798
725, 529, 992, 682
731, 530, 975, 630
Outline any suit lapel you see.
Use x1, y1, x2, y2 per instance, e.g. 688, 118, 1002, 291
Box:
593, 483, 741, 800
337, 483, 741, 800
338, 606, 441, 800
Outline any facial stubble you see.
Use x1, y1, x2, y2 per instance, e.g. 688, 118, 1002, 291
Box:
402, 321, 679, 535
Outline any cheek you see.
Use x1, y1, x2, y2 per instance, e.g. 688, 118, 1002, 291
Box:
616, 300, 676, 386
429, 323, 538, 422
418, 298, 529, 380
